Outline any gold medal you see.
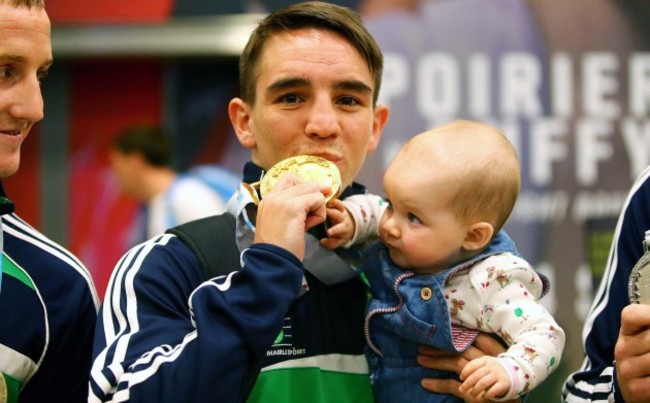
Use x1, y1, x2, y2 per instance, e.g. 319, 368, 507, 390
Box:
629, 231, 650, 304
259, 155, 341, 204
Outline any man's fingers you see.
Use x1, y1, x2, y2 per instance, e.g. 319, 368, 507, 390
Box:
417, 351, 467, 373
620, 304, 650, 335
268, 172, 303, 191
420, 377, 461, 396
472, 333, 507, 357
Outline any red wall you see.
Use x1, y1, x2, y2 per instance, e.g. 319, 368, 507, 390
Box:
46, 0, 174, 24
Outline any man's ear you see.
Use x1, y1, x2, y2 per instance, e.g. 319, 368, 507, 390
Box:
462, 222, 494, 252
228, 97, 256, 149
367, 104, 389, 154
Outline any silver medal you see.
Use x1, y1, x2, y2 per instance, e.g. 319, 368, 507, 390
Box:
628, 230, 650, 304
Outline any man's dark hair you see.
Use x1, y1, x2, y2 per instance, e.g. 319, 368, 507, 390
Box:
239, 1, 384, 106
113, 125, 172, 168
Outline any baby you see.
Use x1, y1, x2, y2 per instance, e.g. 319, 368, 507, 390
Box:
323, 120, 565, 402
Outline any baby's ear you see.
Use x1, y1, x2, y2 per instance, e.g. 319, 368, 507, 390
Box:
463, 222, 494, 252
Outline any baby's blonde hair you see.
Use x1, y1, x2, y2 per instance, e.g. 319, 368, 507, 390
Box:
403, 120, 520, 235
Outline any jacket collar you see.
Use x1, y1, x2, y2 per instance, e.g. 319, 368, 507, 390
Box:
0, 180, 15, 216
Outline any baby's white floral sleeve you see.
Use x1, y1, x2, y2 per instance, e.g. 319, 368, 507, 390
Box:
340, 194, 388, 247
466, 255, 566, 399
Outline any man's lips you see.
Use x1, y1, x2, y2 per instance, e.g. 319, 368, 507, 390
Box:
0, 129, 21, 136
306, 152, 341, 162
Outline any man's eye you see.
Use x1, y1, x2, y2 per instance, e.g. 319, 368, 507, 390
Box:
407, 213, 422, 225
0, 67, 12, 79
280, 94, 301, 104
37, 69, 50, 82
338, 96, 359, 106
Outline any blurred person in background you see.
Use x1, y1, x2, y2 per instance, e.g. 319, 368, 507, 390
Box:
109, 124, 238, 245
0, 0, 98, 401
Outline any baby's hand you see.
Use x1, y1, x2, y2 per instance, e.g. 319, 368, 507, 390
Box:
458, 356, 511, 401
320, 199, 356, 250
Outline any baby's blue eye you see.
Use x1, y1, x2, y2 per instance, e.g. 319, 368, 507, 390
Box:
407, 213, 421, 224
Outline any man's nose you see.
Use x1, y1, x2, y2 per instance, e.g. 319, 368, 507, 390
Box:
10, 76, 45, 124
305, 97, 340, 138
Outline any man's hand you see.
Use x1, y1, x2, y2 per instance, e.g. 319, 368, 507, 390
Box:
615, 304, 650, 402
417, 333, 520, 402
254, 173, 330, 260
